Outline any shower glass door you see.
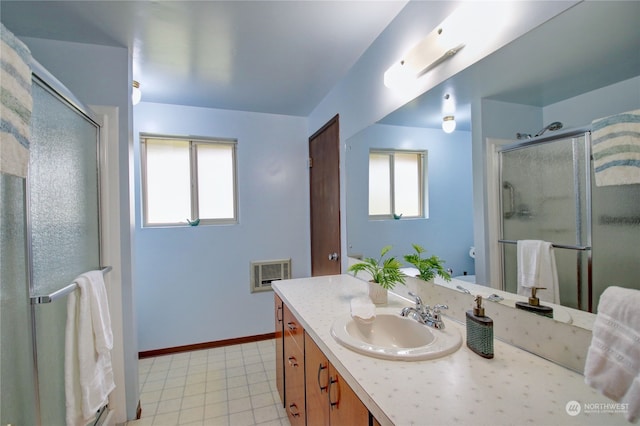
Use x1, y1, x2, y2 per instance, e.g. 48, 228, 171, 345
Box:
499, 132, 590, 311
28, 78, 101, 423
1, 175, 37, 426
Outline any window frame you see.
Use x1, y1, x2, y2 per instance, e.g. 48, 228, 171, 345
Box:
368, 149, 427, 220
140, 134, 238, 227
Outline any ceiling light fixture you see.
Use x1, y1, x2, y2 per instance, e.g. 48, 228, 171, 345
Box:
442, 116, 456, 133
384, 25, 465, 89
132, 80, 142, 105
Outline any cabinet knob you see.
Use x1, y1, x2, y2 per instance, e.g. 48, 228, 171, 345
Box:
287, 321, 297, 331
288, 356, 299, 367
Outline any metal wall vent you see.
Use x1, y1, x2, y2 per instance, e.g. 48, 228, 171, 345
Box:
250, 259, 291, 293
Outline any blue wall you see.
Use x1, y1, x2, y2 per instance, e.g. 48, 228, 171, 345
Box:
133, 102, 310, 351
346, 124, 474, 276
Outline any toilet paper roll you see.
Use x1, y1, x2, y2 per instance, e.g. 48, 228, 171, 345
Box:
469, 247, 476, 259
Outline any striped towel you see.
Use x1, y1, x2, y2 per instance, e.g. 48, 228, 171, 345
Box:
1, 23, 32, 178
592, 109, 640, 187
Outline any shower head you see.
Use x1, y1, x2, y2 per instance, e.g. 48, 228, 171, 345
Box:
516, 132, 532, 140
534, 121, 563, 137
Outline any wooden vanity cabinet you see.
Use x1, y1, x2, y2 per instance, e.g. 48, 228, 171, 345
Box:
283, 303, 306, 426
274, 294, 284, 406
304, 333, 369, 426
276, 295, 372, 426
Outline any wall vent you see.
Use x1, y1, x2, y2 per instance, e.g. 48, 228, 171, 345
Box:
250, 259, 291, 293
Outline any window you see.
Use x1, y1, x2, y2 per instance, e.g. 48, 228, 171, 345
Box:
368, 150, 426, 219
141, 135, 237, 226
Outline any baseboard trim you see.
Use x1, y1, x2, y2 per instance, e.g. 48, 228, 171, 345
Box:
138, 332, 276, 359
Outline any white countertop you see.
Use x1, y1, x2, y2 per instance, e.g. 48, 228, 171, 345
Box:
273, 274, 628, 426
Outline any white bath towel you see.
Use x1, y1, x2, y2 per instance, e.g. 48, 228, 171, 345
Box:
516, 240, 559, 304
585, 286, 640, 423
592, 109, 640, 187
65, 271, 115, 426
350, 297, 376, 323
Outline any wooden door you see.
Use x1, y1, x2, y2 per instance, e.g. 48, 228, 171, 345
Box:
309, 115, 341, 276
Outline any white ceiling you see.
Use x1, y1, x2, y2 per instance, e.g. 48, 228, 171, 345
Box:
0, 0, 408, 116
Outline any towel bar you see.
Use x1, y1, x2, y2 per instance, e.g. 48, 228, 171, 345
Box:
30, 266, 112, 304
497, 239, 591, 251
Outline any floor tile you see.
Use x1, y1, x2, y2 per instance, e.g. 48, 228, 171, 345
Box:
132, 340, 290, 426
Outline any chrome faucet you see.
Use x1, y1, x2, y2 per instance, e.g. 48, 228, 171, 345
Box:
400, 292, 448, 329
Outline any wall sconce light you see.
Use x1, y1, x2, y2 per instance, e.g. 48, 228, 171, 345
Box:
132, 80, 142, 105
442, 115, 456, 133
384, 25, 465, 89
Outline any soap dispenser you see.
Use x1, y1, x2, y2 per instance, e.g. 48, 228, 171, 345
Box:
466, 295, 494, 359
515, 287, 554, 319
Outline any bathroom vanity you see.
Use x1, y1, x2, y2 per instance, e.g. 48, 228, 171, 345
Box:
273, 274, 628, 426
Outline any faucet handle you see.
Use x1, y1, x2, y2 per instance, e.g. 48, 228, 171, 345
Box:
433, 304, 448, 311
408, 291, 423, 309
432, 304, 448, 317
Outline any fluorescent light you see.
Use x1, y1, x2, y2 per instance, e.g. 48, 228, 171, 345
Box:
384, 25, 465, 90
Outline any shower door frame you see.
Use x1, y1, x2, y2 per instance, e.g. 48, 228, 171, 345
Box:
26, 59, 104, 425
495, 128, 594, 312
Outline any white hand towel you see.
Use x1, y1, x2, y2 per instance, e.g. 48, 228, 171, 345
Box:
65, 271, 115, 426
516, 240, 560, 304
585, 286, 640, 423
350, 297, 376, 323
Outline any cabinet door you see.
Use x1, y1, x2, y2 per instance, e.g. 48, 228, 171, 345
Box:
305, 333, 330, 426
283, 305, 305, 426
274, 294, 284, 406
328, 368, 369, 425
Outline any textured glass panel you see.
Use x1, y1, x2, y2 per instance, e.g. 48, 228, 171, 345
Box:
144, 139, 190, 224
394, 153, 421, 217
1, 174, 37, 426
369, 153, 391, 215
29, 82, 100, 423
591, 166, 640, 311
197, 143, 235, 219
29, 83, 100, 294
500, 135, 588, 310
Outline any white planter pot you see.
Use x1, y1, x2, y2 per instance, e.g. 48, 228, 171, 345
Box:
368, 281, 388, 305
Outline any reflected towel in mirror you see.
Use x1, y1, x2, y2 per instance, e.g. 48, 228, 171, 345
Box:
585, 286, 640, 423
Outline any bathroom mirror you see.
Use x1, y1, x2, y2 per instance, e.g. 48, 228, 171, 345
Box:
345, 1, 640, 329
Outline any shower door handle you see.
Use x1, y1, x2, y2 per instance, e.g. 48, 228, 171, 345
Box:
503, 181, 515, 219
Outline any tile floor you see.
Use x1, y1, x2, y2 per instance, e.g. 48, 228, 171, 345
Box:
127, 339, 291, 426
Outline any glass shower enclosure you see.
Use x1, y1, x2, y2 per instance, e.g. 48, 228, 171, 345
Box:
1, 63, 103, 424
498, 129, 640, 312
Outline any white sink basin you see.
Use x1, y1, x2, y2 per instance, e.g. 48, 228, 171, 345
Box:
331, 308, 461, 361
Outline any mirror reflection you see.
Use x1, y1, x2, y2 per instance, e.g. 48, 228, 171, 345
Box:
345, 1, 640, 328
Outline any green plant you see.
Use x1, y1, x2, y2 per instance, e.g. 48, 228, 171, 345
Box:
403, 243, 451, 282
348, 245, 406, 290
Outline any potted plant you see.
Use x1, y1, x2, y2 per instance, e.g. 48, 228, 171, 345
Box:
403, 243, 452, 282
348, 245, 405, 304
